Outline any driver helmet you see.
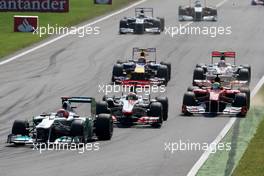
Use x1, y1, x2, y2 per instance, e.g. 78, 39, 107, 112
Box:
127, 92, 138, 101
138, 51, 146, 63
138, 56, 146, 64
56, 109, 69, 118
138, 9, 145, 18
218, 60, 226, 67
212, 82, 221, 90
194, 0, 202, 7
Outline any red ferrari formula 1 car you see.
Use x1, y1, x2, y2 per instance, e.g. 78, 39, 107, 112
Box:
182, 80, 250, 117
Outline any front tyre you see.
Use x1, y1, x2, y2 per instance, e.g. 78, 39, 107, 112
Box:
149, 102, 163, 128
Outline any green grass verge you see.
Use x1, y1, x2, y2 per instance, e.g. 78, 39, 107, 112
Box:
0, 0, 138, 58
197, 86, 264, 176
232, 87, 264, 176
232, 117, 264, 176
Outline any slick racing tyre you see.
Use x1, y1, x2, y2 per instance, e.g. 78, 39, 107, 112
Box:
182, 92, 197, 116
112, 64, 123, 82
160, 62, 171, 81
241, 64, 251, 82
238, 68, 250, 83
193, 68, 205, 83
70, 120, 86, 143
239, 87, 251, 109
12, 120, 29, 136
157, 65, 169, 83
157, 17, 165, 31
233, 93, 247, 117
96, 102, 110, 115
149, 102, 163, 128
95, 114, 113, 140
156, 97, 169, 121
119, 20, 128, 34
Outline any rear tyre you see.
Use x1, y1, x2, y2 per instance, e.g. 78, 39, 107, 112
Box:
157, 65, 169, 84
238, 68, 250, 82
96, 102, 110, 115
112, 64, 123, 82
12, 120, 29, 136
241, 65, 251, 82
193, 68, 205, 84
157, 18, 165, 31
178, 6, 185, 21
160, 62, 171, 81
95, 114, 113, 140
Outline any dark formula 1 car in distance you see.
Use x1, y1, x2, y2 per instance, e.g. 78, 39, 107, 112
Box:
7, 97, 113, 145
112, 48, 171, 86
182, 80, 250, 117
179, 0, 217, 21
193, 51, 251, 85
251, 0, 264, 5
101, 91, 168, 128
119, 8, 165, 34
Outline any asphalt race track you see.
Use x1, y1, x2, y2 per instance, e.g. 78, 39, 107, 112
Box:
1, 0, 264, 176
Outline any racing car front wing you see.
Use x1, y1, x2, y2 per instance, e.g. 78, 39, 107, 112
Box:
112, 115, 160, 125
179, 15, 217, 21
182, 104, 247, 116
120, 27, 161, 34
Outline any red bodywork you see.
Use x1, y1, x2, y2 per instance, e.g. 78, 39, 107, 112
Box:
211, 51, 236, 58
193, 88, 240, 102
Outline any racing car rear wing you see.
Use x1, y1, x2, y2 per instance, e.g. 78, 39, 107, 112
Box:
188, 0, 207, 7
211, 51, 236, 65
132, 47, 157, 63
61, 97, 96, 115
135, 7, 154, 17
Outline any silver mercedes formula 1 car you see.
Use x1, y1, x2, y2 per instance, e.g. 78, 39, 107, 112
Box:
119, 8, 165, 34
7, 97, 113, 145
193, 51, 251, 86
178, 0, 217, 21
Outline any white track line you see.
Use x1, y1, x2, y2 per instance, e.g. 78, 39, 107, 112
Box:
0, 0, 147, 66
